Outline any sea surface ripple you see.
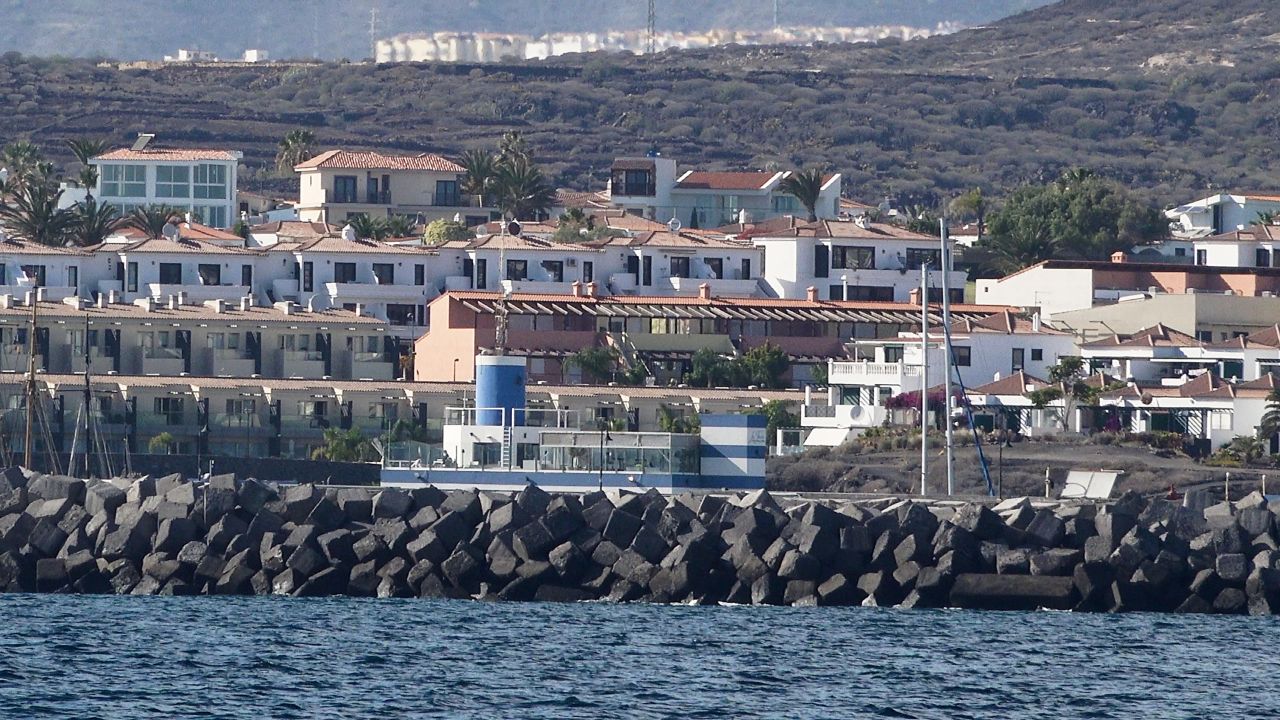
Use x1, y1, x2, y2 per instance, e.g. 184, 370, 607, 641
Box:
0, 595, 1277, 719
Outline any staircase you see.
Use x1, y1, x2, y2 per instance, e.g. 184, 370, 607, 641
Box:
501, 425, 513, 469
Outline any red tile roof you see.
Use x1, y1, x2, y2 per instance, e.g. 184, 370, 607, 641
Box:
442, 289, 1011, 313
951, 311, 1067, 335
1081, 324, 1202, 349
969, 370, 1050, 396
294, 150, 464, 173
95, 148, 240, 162
675, 171, 782, 191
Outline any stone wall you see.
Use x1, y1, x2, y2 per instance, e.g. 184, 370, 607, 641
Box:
1, 465, 1277, 614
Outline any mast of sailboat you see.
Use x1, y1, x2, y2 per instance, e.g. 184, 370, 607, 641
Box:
919, 264, 928, 497
82, 314, 93, 478
940, 218, 955, 495
22, 291, 37, 469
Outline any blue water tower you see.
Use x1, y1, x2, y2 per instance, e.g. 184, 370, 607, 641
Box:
475, 354, 527, 426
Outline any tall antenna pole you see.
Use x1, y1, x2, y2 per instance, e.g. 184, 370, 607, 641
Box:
940, 218, 955, 495
774, 0, 780, 29
82, 315, 93, 478
23, 293, 37, 469
369, 3, 380, 61
919, 264, 928, 497
647, 0, 656, 54
312, 0, 321, 60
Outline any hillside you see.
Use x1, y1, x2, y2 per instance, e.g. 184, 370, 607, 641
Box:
0, 0, 1050, 61
1, 0, 1279, 206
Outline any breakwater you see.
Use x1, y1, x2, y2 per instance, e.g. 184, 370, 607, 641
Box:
2, 466, 1277, 614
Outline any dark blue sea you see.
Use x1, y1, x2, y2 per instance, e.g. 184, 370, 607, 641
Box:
0, 596, 1277, 719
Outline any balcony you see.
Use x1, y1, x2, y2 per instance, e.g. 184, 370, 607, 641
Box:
609, 273, 638, 293
272, 278, 300, 301
351, 352, 394, 380
0, 284, 77, 302
443, 275, 472, 291
69, 349, 113, 373
667, 276, 760, 298
211, 412, 262, 430
281, 350, 325, 378
828, 360, 923, 392
97, 280, 123, 296
323, 281, 428, 303
141, 346, 185, 376
498, 280, 572, 295
212, 349, 256, 377
280, 416, 329, 435
146, 283, 249, 302
800, 403, 887, 429
0, 346, 37, 373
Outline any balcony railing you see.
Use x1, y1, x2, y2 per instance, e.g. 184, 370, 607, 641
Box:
142, 346, 183, 360
283, 350, 324, 363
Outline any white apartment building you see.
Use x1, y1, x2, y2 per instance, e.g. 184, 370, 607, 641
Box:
602, 230, 761, 297
0, 237, 91, 302
607, 156, 841, 227
91, 135, 241, 229
749, 217, 964, 303
1189, 224, 1280, 268
294, 150, 494, 226
1166, 192, 1280, 240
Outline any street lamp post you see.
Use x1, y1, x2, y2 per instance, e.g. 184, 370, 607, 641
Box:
598, 421, 612, 492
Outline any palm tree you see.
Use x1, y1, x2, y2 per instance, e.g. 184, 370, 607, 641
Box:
276, 128, 317, 174
949, 187, 987, 240
68, 200, 121, 247
1, 141, 43, 191
492, 158, 555, 221
498, 131, 530, 167
983, 216, 1059, 274
779, 168, 825, 221
383, 214, 416, 238
1258, 389, 1280, 445
0, 182, 73, 246
460, 148, 497, 207
1257, 211, 1277, 226
126, 205, 182, 239
346, 214, 388, 241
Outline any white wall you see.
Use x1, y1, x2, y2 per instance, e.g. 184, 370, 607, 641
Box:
976, 267, 1094, 317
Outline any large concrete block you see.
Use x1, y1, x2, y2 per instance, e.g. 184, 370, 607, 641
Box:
237, 478, 276, 515
316, 529, 356, 565
373, 489, 412, 520
154, 517, 196, 555
949, 573, 1077, 611
27, 475, 85, 504
950, 504, 1004, 541
601, 509, 643, 547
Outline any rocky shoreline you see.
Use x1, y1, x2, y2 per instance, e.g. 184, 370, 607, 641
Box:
2, 466, 1277, 614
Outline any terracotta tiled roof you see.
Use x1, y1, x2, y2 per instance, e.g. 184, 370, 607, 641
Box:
1200, 224, 1280, 242
969, 370, 1050, 396
295, 235, 428, 254
555, 188, 610, 209
467, 234, 583, 251
0, 238, 88, 255
250, 221, 335, 240
1210, 324, 1280, 350
950, 311, 1066, 335
476, 221, 560, 237
1081, 324, 1202, 349
606, 230, 751, 249
443, 289, 1011, 313
294, 150, 464, 173
111, 221, 243, 243
109, 235, 253, 255
739, 218, 933, 241
94, 148, 240, 162
675, 171, 782, 191
597, 213, 669, 232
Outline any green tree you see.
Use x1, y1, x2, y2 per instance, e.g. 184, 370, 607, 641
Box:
383, 214, 416, 238
982, 168, 1167, 271
311, 427, 378, 462
460, 148, 498, 207
657, 404, 700, 434
125, 205, 182, 239
65, 138, 107, 194
948, 187, 987, 240
1025, 356, 1106, 431
569, 347, 618, 383
498, 131, 531, 167
276, 128, 317, 174
148, 432, 175, 455
900, 203, 940, 235
750, 399, 798, 438
778, 168, 825, 221
740, 342, 791, 389
0, 181, 73, 246
1, 141, 43, 191
492, 157, 555, 220
424, 218, 473, 245
1257, 389, 1280, 442
68, 200, 120, 247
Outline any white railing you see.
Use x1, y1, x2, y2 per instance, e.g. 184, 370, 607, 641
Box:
444, 405, 584, 429
829, 361, 922, 379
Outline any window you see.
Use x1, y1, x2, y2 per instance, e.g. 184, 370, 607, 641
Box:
155, 166, 190, 198
347, 335, 382, 355
225, 398, 256, 418
670, 257, 690, 279
848, 286, 893, 301
1258, 249, 1272, 268
241, 265, 252, 287
197, 264, 221, 286
193, 164, 227, 199
814, 245, 829, 278
1174, 248, 1187, 257
67, 266, 78, 289
334, 262, 357, 283
372, 263, 394, 285
127, 262, 138, 292
703, 258, 723, 279
387, 304, 418, 326
953, 346, 972, 366
740, 258, 751, 280
613, 169, 654, 196
541, 260, 563, 282
158, 263, 182, 284
434, 180, 460, 206
101, 165, 146, 197
771, 194, 800, 214
475, 259, 487, 289
414, 264, 425, 286
302, 262, 313, 292
1031, 349, 1043, 362
298, 400, 328, 426
207, 332, 240, 351
200, 205, 228, 229
883, 345, 904, 363
279, 334, 312, 351
19, 265, 46, 286
1011, 348, 1025, 371
333, 176, 358, 204
154, 397, 185, 426
368, 401, 398, 421
582, 261, 593, 283
1195, 249, 1207, 266
829, 285, 845, 301
831, 246, 875, 269
506, 260, 527, 281
905, 248, 942, 270
1196, 330, 1213, 342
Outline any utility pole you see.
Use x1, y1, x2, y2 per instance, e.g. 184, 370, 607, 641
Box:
369, 4, 380, 62
23, 294, 37, 469
939, 218, 954, 495
774, 0, 781, 30
647, 0, 656, 55
919, 264, 929, 497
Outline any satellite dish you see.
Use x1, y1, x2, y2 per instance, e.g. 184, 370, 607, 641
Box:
506, 220, 522, 236
667, 217, 682, 233
160, 222, 180, 241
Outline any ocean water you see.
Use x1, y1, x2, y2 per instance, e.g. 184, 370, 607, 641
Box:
0, 596, 1277, 719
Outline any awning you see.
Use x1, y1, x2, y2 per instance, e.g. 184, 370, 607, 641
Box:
803, 427, 853, 447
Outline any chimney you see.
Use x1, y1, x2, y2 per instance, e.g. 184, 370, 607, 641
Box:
354, 303, 365, 317
908, 287, 921, 305
240, 296, 252, 311
167, 294, 179, 311
184, 212, 193, 227
806, 286, 817, 302
23, 291, 33, 306
585, 281, 598, 298
108, 290, 119, 304
698, 282, 712, 300
274, 300, 293, 315
0, 295, 11, 310
1032, 312, 1042, 333
1110, 251, 1128, 264
96, 293, 106, 309
177, 290, 188, 305
571, 280, 583, 297
145, 297, 157, 313
205, 299, 226, 314
993, 371, 1001, 382
35, 287, 46, 302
